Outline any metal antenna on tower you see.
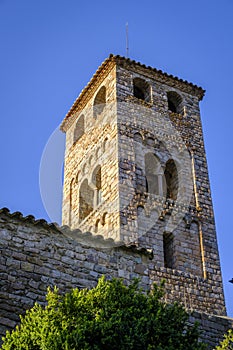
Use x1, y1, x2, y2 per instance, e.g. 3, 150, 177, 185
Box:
126, 22, 129, 57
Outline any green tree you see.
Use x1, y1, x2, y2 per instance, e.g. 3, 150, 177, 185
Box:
2, 277, 206, 350
215, 329, 233, 350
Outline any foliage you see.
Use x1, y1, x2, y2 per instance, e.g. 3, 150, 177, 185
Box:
2, 277, 206, 350
216, 329, 233, 350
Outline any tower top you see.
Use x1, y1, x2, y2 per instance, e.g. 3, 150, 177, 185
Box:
60, 54, 205, 132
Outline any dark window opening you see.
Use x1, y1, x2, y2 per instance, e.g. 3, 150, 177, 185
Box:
167, 91, 183, 114
133, 78, 151, 102
164, 159, 178, 200
134, 86, 145, 100
102, 212, 108, 226
163, 232, 174, 269
95, 219, 100, 233
168, 100, 177, 113
145, 177, 149, 193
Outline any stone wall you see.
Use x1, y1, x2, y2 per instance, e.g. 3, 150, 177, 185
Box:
190, 312, 233, 349
114, 59, 226, 316
0, 208, 231, 348
61, 64, 121, 242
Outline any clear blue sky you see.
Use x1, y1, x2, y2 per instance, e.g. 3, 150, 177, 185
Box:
1, 0, 233, 317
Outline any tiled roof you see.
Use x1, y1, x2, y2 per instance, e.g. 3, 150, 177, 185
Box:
113, 54, 205, 92
60, 54, 205, 131
0, 207, 153, 257
0, 207, 60, 231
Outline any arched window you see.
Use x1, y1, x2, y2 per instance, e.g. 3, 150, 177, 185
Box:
163, 232, 174, 269
93, 86, 106, 118
73, 115, 85, 143
164, 159, 178, 200
133, 78, 151, 102
102, 212, 109, 227
137, 205, 145, 216
146, 137, 154, 147
79, 179, 94, 222
96, 147, 101, 159
137, 205, 145, 230
167, 91, 183, 114
92, 165, 102, 206
95, 219, 101, 233
88, 155, 93, 166
133, 132, 143, 143
145, 153, 163, 195
103, 137, 109, 152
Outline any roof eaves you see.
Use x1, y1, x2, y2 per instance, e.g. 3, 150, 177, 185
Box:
60, 53, 205, 132
0, 207, 154, 256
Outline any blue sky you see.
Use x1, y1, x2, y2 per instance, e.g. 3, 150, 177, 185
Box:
1, 0, 233, 316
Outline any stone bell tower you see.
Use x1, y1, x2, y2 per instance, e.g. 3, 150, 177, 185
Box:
61, 54, 226, 316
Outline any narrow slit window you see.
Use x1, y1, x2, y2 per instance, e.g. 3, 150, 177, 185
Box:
163, 232, 174, 269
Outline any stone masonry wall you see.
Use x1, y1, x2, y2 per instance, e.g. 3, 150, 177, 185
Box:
62, 65, 121, 241
0, 209, 231, 349
114, 61, 226, 316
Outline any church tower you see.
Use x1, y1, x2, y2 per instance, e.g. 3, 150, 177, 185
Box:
61, 54, 226, 315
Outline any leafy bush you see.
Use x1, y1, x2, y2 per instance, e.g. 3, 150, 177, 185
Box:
2, 277, 206, 350
215, 329, 233, 350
